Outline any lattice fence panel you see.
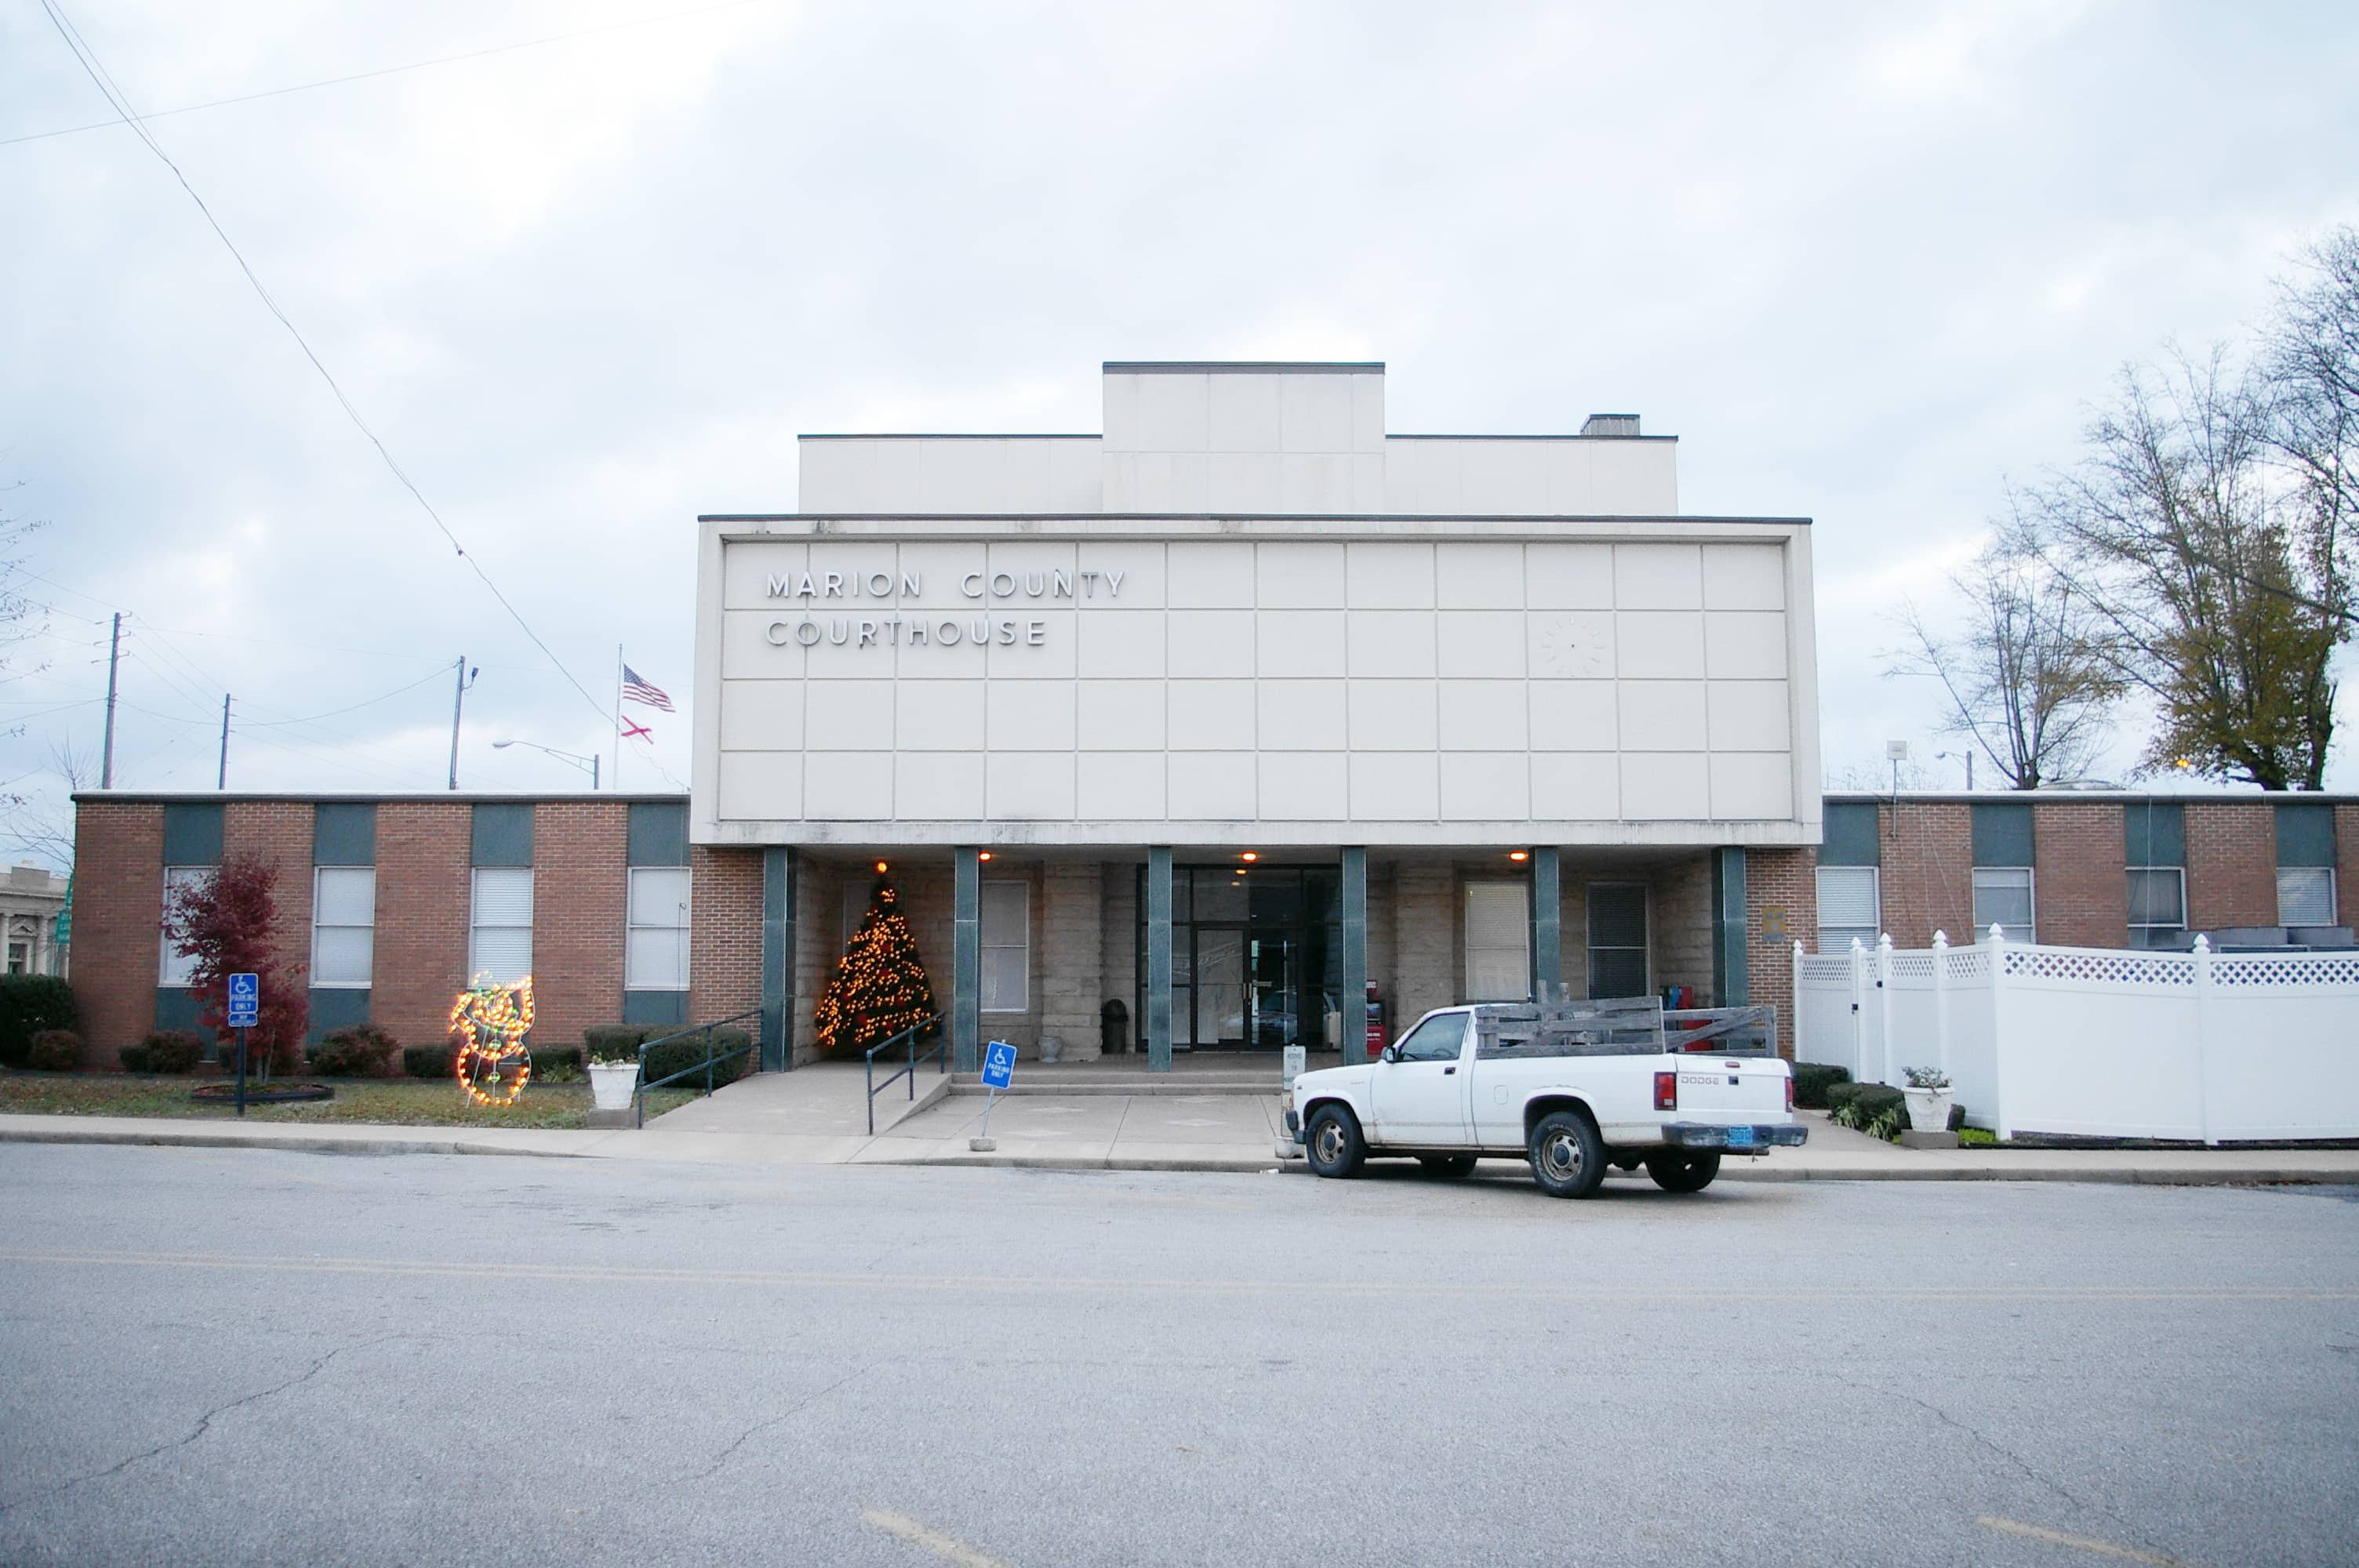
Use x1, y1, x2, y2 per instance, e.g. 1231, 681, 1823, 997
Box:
2212, 953, 2359, 988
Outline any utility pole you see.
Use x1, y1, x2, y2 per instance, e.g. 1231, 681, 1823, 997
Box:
100, 612, 122, 788
216, 695, 231, 789
447, 656, 477, 790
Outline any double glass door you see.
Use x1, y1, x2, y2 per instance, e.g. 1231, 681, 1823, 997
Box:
1142, 866, 1338, 1052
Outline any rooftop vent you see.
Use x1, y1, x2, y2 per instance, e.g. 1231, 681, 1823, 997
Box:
1580, 413, 1641, 437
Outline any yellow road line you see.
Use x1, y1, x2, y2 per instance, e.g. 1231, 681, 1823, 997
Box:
1979, 1515, 2205, 1566
860, 1508, 1012, 1568
0, 1248, 2351, 1305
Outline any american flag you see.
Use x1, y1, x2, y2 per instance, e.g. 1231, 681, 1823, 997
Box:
620, 665, 674, 713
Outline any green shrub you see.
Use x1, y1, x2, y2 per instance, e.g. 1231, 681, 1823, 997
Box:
1830, 1081, 1905, 1131
530, 1045, 584, 1083
641, 1026, 752, 1091
0, 975, 78, 1069
312, 1025, 400, 1078
404, 1043, 459, 1080
27, 1029, 82, 1072
143, 1030, 206, 1074
1790, 1062, 1851, 1109
1958, 1127, 1997, 1146
582, 1024, 654, 1063
118, 1044, 150, 1073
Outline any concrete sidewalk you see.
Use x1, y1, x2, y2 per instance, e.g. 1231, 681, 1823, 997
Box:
2, 1099, 2356, 1185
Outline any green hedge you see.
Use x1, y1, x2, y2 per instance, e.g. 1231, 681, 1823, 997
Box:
311, 1025, 401, 1078
0, 975, 78, 1069
403, 1044, 459, 1080
642, 1026, 752, 1091
27, 1029, 82, 1072
581, 1024, 654, 1064
144, 1030, 206, 1074
1827, 1080, 1907, 1134
1790, 1062, 1852, 1109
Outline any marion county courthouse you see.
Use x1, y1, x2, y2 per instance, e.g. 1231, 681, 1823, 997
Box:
66, 362, 2359, 1070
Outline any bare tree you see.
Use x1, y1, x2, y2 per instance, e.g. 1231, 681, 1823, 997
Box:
2264, 223, 2359, 601
2022, 347, 2346, 790
1892, 528, 2125, 789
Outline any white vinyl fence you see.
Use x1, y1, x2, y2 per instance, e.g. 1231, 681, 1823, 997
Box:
1793, 930, 2359, 1143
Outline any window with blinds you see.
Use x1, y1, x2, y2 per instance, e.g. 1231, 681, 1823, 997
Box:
312, 867, 376, 987
158, 866, 211, 985
1463, 882, 1531, 1002
982, 880, 1027, 1012
1815, 866, 1879, 953
2278, 867, 2337, 927
470, 867, 533, 984
626, 867, 691, 990
2126, 867, 2186, 946
1972, 866, 2036, 941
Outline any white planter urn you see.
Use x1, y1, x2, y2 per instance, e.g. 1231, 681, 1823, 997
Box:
1038, 1036, 1064, 1064
588, 1062, 641, 1111
1903, 1087, 1954, 1134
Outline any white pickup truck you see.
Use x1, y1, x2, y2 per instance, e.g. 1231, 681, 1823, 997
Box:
1285, 996, 1805, 1197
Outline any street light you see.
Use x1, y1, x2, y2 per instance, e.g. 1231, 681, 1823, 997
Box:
492, 739, 601, 789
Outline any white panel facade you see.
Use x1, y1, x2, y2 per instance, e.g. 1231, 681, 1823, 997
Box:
693, 361, 1817, 848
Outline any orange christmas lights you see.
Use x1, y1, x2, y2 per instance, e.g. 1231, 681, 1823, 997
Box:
449, 974, 536, 1107
812, 872, 938, 1056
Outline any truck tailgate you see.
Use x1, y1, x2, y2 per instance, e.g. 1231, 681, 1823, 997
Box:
1673, 1058, 1789, 1119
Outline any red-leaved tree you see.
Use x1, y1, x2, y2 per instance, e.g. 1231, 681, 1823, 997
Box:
162, 853, 309, 1077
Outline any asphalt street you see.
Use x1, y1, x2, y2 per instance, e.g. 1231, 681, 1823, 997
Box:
0, 1145, 2353, 1567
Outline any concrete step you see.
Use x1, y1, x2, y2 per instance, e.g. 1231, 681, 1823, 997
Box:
950, 1075, 1279, 1098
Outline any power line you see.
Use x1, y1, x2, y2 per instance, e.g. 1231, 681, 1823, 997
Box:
3, 0, 770, 147
35, 0, 621, 738
242, 662, 451, 726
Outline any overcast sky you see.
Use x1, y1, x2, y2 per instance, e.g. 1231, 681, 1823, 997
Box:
4, 0, 2357, 868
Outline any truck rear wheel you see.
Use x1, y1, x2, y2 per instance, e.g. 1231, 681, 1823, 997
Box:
1645, 1150, 1721, 1193
1528, 1111, 1605, 1199
1304, 1105, 1366, 1179
1416, 1155, 1477, 1179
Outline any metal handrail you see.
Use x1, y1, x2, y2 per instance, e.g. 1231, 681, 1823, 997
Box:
864, 1012, 947, 1135
630, 1007, 763, 1128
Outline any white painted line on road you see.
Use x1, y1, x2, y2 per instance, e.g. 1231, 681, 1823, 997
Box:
2, 1249, 2354, 1306
861, 1507, 1011, 1568
1978, 1515, 2205, 1566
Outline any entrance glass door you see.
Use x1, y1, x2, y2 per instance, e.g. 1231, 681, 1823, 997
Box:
1249, 934, 1299, 1050
1194, 927, 1245, 1048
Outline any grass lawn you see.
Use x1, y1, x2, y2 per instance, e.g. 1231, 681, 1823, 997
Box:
0, 1073, 698, 1131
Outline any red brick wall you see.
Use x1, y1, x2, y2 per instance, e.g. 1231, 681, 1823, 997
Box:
1876, 802, 1973, 946
67, 802, 164, 1065
530, 803, 627, 1047
373, 803, 472, 1051
1746, 847, 1814, 1058
2339, 805, 2359, 927
223, 802, 315, 996
2186, 803, 2277, 929
689, 846, 761, 1029
2033, 802, 2126, 948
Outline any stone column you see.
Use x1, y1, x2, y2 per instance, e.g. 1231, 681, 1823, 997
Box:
1146, 848, 1173, 1073
760, 847, 795, 1072
953, 848, 980, 1073
1530, 846, 1561, 1002
1340, 847, 1367, 1062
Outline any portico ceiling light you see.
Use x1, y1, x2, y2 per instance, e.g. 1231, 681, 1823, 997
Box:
1239, 851, 1259, 862
978, 851, 993, 862
1509, 850, 1530, 862
875, 860, 889, 873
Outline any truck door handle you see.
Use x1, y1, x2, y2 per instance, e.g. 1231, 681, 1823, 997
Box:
1442, 1066, 1456, 1075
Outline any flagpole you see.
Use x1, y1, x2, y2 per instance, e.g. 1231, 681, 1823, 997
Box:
612, 644, 623, 792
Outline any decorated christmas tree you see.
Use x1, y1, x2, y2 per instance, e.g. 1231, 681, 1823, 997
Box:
812, 868, 940, 1057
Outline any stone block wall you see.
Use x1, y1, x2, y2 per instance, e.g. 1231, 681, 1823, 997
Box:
1040, 862, 1103, 1058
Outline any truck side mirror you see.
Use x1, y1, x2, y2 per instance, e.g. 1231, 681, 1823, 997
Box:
1379, 1044, 1401, 1065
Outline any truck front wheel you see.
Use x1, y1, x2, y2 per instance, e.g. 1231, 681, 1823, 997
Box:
1528, 1111, 1605, 1199
1645, 1150, 1721, 1193
1304, 1105, 1366, 1179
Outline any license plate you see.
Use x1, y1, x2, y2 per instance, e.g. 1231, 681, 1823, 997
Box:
1725, 1126, 1755, 1149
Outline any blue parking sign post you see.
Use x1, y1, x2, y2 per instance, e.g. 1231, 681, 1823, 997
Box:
226, 972, 259, 1118
972, 1040, 1016, 1151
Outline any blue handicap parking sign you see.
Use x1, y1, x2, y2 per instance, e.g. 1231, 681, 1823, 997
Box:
226, 971, 260, 1029
981, 1040, 1016, 1091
